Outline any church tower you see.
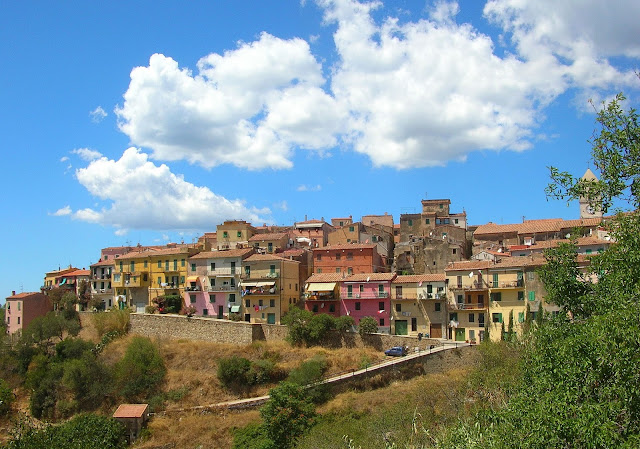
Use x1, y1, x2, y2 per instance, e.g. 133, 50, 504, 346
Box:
579, 168, 603, 219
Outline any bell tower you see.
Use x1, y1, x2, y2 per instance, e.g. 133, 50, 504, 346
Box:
579, 169, 603, 219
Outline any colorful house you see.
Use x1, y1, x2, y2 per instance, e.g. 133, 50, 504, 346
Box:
216, 220, 256, 250
185, 248, 254, 318
249, 232, 290, 254
390, 274, 447, 338
313, 243, 386, 275
303, 273, 344, 317
5, 291, 52, 336
241, 254, 300, 324
339, 273, 396, 333
90, 259, 114, 309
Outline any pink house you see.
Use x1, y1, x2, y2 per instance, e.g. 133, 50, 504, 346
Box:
339, 273, 396, 333
5, 291, 52, 336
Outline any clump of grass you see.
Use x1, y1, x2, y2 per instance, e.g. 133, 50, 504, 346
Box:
91, 308, 131, 337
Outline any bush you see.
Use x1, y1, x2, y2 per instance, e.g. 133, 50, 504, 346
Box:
0, 378, 15, 416
114, 336, 166, 401
358, 317, 378, 336
334, 315, 355, 333
287, 356, 330, 404
91, 308, 130, 338
232, 422, 276, 449
145, 305, 157, 314
247, 359, 283, 385
217, 356, 251, 387
260, 382, 316, 449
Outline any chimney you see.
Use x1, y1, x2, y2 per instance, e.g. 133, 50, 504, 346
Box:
12, 290, 16, 296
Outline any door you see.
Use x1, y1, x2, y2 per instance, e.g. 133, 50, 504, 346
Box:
395, 320, 408, 335
411, 317, 417, 332
395, 286, 403, 299
267, 313, 276, 324
455, 328, 466, 341
244, 313, 251, 322
218, 305, 223, 319
430, 323, 442, 338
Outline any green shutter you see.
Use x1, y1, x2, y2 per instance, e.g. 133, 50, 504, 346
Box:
529, 291, 535, 301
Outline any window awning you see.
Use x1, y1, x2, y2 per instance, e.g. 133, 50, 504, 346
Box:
59, 278, 67, 285
257, 281, 276, 287
187, 276, 199, 283
307, 282, 336, 292
241, 282, 259, 288
230, 305, 241, 313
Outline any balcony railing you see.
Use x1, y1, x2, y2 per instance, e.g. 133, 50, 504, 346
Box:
307, 294, 337, 301
91, 288, 113, 294
91, 274, 112, 280
243, 287, 278, 296
344, 292, 389, 299
449, 302, 487, 310
206, 285, 239, 292
452, 281, 489, 290
207, 267, 239, 276
489, 280, 524, 288
392, 292, 445, 300
241, 271, 280, 280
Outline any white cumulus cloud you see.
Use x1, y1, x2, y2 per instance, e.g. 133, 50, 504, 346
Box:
70, 147, 270, 234
297, 184, 322, 192
72, 148, 103, 161
116, 33, 345, 170
51, 206, 72, 216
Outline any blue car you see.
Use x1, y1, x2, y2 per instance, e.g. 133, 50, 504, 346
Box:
384, 346, 407, 357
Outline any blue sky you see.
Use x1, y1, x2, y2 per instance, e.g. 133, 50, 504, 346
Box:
2, 0, 639, 300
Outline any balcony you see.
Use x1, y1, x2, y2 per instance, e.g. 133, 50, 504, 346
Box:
307, 294, 337, 301
243, 287, 278, 296
345, 292, 388, 299
451, 281, 489, 291
206, 285, 239, 292
91, 274, 112, 280
91, 288, 113, 295
207, 267, 239, 276
449, 302, 487, 310
184, 286, 202, 292
489, 280, 524, 289
241, 271, 280, 280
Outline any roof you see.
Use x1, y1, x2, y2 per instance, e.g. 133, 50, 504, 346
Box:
279, 248, 306, 257
446, 256, 548, 272
190, 248, 254, 259
582, 168, 598, 181
509, 236, 609, 252
91, 259, 115, 267
392, 274, 446, 284
245, 253, 294, 262
113, 404, 148, 419
63, 269, 90, 277
474, 217, 605, 237
313, 243, 376, 251
6, 292, 46, 300
305, 273, 347, 283
345, 273, 396, 282
117, 246, 196, 260
248, 232, 288, 241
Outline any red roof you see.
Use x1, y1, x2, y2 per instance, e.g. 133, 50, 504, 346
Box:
345, 273, 396, 282
190, 248, 254, 259
6, 292, 45, 300
91, 259, 115, 267
313, 243, 376, 251
113, 404, 148, 418
304, 273, 347, 283
392, 274, 446, 284
248, 232, 288, 241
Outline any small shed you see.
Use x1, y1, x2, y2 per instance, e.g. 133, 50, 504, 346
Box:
113, 403, 149, 442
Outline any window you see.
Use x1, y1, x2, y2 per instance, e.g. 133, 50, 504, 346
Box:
229, 294, 236, 303
444, 218, 450, 224
518, 291, 525, 301
492, 313, 503, 323
180, 276, 185, 284
181, 259, 186, 267
490, 292, 502, 301
359, 284, 364, 293
223, 231, 228, 238
427, 284, 433, 293
203, 309, 208, 316
436, 218, 441, 225
347, 285, 353, 298
529, 291, 535, 301
455, 218, 459, 224
526, 271, 535, 281
209, 294, 215, 303
191, 263, 196, 272
378, 284, 384, 296
119, 261, 124, 272
349, 226, 355, 232
210, 278, 215, 287
270, 299, 275, 307
457, 275, 462, 288
439, 203, 443, 209
258, 299, 263, 307
313, 304, 319, 312
237, 231, 242, 238
449, 313, 458, 322
190, 294, 196, 303
469, 313, 475, 323
378, 301, 385, 311
144, 260, 148, 268
268, 243, 273, 252
478, 313, 485, 326
379, 318, 384, 326
355, 302, 361, 310
347, 252, 353, 260
408, 219, 413, 226
17, 302, 21, 311
317, 268, 322, 273
17, 317, 20, 325
493, 273, 499, 286
347, 267, 353, 274
336, 253, 341, 260
143, 273, 148, 281
435, 302, 441, 312
173, 259, 178, 270
329, 304, 335, 312
425, 218, 430, 224
316, 254, 322, 261
165, 260, 169, 270
210, 262, 216, 271
395, 304, 401, 312
245, 266, 250, 276
245, 299, 250, 307
158, 261, 162, 268
452, 248, 457, 255
157, 276, 162, 286
586, 248, 593, 254
336, 268, 341, 273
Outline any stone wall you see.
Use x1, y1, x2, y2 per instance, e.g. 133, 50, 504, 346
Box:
129, 314, 255, 345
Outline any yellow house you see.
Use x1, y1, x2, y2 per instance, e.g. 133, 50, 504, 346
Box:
115, 246, 200, 312
241, 253, 300, 324
391, 274, 447, 338
216, 220, 257, 250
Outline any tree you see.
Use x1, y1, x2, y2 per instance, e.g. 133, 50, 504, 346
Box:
281, 308, 314, 346
114, 336, 166, 401
334, 315, 355, 333
76, 280, 92, 310
260, 382, 316, 449
536, 302, 544, 327
358, 316, 378, 336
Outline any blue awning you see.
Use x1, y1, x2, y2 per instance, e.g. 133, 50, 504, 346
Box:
59, 278, 67, 285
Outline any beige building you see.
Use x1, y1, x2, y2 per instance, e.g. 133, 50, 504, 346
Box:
390, 274, 447, 338
240, 254, 300, 324
216, 220, 257, 250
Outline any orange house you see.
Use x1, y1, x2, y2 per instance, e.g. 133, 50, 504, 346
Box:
312, 243, 386, 275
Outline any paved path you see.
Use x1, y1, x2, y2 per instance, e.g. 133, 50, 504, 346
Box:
155, 341, 471, 415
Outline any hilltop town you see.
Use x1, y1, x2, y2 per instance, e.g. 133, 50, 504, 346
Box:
5, 170, 609, 345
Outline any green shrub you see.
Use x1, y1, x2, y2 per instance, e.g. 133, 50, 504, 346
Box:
114, 336, 166, 401
217, 356, 251, 387
358, 317, 378, 336
232, 422, 276, 449
247, 359, 282, 385
91, 308, 130, 337
260, 382, 316, 449
0, 378, 14, 416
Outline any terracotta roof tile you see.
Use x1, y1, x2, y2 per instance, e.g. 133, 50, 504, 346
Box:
245, 253, 291, 262
345, 273, 396, 282
313, 243, 376, 251
6, 292, 44, 299
248, 232, 288, 241
474, 217, 605, 237
64, 269, 90, 277
117, 246, 197, 260
91, 259, 115, 267
190, 248, 254, 259
113, 404, 148, 418
304, 273, 346, 283
392, 274, 446, 284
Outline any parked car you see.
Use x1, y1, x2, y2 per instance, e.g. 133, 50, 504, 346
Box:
384, 346, 407, 357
